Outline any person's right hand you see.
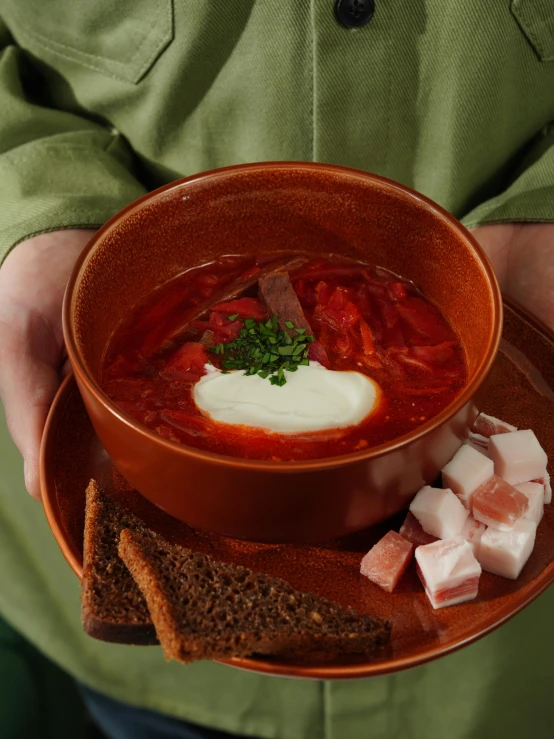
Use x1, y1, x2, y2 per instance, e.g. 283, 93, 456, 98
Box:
0, 229, 96, 499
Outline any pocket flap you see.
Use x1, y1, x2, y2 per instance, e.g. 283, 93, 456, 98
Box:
511, 0, 554, 61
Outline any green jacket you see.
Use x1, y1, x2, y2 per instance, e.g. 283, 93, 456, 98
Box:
1, 2, 554, 737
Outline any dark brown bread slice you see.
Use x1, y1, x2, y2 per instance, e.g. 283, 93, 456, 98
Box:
258, 271, 313, 336
119, 528, 391, 664
81, 480, 157, 644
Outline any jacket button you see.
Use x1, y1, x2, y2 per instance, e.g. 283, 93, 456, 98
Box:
334, 0, 375, 28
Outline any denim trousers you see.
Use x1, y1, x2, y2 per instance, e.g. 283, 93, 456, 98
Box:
80, 685, 252, 739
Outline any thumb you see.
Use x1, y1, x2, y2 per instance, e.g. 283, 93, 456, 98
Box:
0, 307, 62, 499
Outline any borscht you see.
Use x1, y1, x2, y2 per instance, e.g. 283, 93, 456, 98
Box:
102, 254, 467, 461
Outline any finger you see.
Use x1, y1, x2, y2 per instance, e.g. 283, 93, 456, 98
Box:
61, 356, 72, 379
0, 309, 61, 500
1, 358, 59, 500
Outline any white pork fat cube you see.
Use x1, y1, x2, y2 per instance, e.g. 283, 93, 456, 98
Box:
478, 519, 537, 579
461, 514, 487, 555
415, 537, 481, 609
409, 486, 469, 539
473, 413, 517, 437
442, 444, 494, 508
515, 482, 544, 525
489, 430, 547, 485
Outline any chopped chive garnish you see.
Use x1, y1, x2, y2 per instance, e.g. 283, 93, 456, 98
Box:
209, 314, 313, 385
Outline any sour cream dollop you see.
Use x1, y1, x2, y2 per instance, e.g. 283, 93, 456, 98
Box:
193, 362, 380, 434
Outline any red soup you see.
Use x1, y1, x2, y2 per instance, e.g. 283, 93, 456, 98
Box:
102, 254, 467, 461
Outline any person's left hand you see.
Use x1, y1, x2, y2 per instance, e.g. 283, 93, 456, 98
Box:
471, 223, 554, 330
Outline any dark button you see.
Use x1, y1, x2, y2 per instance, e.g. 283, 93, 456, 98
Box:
335, 0, 375, 29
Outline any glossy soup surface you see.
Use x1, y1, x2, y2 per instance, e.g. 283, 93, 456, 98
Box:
102, 254, 467, 461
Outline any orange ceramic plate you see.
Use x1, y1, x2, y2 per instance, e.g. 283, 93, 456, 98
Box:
41, 299, 554, 679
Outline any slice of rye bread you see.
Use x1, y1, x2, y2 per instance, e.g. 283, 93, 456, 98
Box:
81, 480, 157, 645
118, 528, 392, 664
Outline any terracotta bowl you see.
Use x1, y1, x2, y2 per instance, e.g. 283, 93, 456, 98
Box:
63, 162, 502, 543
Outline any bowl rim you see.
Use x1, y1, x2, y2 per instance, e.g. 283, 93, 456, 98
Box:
63, 160, 503, 472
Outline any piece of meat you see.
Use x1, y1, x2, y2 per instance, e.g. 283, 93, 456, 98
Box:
441, 445, 494, 509
360, 531, 413, 593
489, 429, 548, 485
472, 412, 517, 438
515, 482, 544, 525
409, 486, 469, 539
415, 537, 481, 609
461, 515, 487, 556
478, 519, 537, 579
399, 511, 438, 547
258, 270, 313, 336
472, 475, 528, 531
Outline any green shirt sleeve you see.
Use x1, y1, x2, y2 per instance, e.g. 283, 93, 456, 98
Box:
0, 18, 146, 263
461, 123, 554, 228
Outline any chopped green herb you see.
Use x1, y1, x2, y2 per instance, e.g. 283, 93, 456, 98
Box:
227, 313, 239, 321
210, 314, 312, 385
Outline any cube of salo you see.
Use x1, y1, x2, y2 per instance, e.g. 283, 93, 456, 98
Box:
478, 519, 537, 579
415, 537, 481, 609
442, 444, 494, 508
360, 531, 413, 593
461, 514, 487, 556
489, 430, 547, 485
472, 475, 528, 531
399, 511, 438, 547
409, 486, 469, 539
515, 482, 544, 525
473, 413, 517, 438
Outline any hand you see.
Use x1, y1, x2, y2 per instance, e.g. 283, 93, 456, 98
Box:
471, 223, 554, 331
0, 229, 96, 499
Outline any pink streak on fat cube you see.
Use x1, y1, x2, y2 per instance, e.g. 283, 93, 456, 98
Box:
415, 537, 481, 609
472, 413, 517, 438
442, 445, 494, 509
531, 472, 552, 504
472, 475, 528, 531
478, 519, 537, 579
489, 429, 548, 485
409, 486, 469, 539
399, 511, 438, 547
461, 514, 487, 555
360, 531, 413, 593
515, 482, 544, 525
465, 431, 490, 456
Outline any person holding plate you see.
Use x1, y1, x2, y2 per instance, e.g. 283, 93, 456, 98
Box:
0, 2, 553, 738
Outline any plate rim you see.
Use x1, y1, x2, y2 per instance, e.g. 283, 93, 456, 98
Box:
40, 296, 554, 679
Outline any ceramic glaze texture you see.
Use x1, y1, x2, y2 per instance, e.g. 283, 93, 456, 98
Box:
63, 163, 502, 542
